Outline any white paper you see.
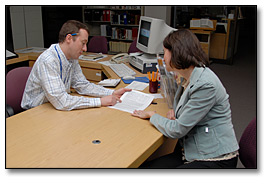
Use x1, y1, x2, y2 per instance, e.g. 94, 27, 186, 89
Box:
190, 19, 213, 28
98, 60, 114, 66
109, 90, 154, 113
16, 47, 46, 53
98, 79, 120, 87
6, 50, 16, 57
79, 54, 107, 61
149, 93, 164, 99
125, 81, 149, 91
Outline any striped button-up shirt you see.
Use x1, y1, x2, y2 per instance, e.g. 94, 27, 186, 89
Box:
21, 44, 114, 111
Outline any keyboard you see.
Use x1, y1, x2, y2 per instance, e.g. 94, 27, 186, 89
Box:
109, 63, 136, 78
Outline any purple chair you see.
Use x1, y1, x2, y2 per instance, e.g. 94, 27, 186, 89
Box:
128, 39, 141, 54
87, 36, 108, 54
6, 67, 32, 116
239, 117, 257, 168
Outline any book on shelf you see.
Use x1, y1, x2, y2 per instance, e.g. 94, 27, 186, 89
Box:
111, 28, 134, 40
101, 25, 112, 36
106, 10, 111, 21
111, 12, 140, 25
132, 28, 138, 40
103, 10, 107, 21
109, 41, 131, 53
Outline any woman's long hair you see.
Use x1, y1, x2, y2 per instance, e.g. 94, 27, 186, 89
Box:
163, 28, 209, 69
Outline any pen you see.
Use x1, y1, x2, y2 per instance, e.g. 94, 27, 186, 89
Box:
155, 69, 158, 81
148, 71, 151, 81
94, 56, 103, 60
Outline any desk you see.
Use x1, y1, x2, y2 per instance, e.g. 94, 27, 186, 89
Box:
190, 29, 213, 58
6, 51, 111, 82
6, 55, 174, 168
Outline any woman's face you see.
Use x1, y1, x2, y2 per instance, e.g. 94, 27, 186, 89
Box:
163, 47, 174, 72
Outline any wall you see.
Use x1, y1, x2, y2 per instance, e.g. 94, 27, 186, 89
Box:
10, 6, 44, 50
144, 6, 171, 26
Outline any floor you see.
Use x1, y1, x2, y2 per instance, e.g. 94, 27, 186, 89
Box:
209, 33, 257, 168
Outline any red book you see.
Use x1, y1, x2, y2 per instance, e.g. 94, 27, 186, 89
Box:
103, 10, 107, 21
132, 28, 138, 40
106, 10, 111, 21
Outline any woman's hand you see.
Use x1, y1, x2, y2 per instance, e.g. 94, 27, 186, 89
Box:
167, 109, 176, 120
132, 110, 156, 119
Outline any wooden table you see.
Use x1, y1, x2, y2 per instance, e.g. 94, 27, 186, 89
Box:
6, 55, 173, 168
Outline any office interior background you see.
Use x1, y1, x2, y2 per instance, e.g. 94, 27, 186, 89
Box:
6, 5, 257, 168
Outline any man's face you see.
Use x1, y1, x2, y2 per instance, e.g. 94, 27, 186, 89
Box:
69, 29, 88, 59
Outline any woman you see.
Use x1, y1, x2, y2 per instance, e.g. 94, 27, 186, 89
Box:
132, 29, 239, 168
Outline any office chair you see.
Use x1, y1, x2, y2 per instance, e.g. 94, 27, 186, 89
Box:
6, 66, 32, 117
128, 39, 141, 54
87, 36, 108, 54
239, 117, 257, 168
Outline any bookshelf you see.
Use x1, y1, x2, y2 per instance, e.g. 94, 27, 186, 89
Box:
83, 6, 144, 53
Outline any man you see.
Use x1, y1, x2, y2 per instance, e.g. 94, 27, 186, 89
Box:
21, 20, 131, 111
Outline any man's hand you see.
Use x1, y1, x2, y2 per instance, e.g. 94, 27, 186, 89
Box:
113, 88, 132, 98
100, 95, 121, 106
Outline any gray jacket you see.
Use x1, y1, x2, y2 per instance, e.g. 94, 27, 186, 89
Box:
150, 67, 239, 161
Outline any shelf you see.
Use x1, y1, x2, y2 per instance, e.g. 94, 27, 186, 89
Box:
110, 38, 133, 42
110, 9, 141, 11
111, 24, 139, 27
85, 21, 111, 24
83, 6, 143, 53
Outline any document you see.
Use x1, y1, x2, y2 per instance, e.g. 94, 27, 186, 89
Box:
125, 81, 149, 91
79, 54, 107, 61
109, 90, 154, 113
98, 79, 120, 87
16, 47, 47, 53
190, 19, 213, 28
6, 50, 17, 59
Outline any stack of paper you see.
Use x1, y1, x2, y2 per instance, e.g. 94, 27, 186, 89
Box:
98, 79, 121, 87
109, 90, 154, 114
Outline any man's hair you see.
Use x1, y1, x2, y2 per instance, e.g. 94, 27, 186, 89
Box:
163, 28, 209, 69
58, 20, 90, 43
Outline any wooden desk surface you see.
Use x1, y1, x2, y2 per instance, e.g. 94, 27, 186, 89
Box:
6, 57, 170, 168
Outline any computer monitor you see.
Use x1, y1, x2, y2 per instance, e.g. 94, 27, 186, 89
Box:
6, 6, 18, 60
136, 16, 176, 54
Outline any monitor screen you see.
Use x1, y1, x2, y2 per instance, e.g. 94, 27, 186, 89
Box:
138, 20, 151, 47
136, 16, 176, 54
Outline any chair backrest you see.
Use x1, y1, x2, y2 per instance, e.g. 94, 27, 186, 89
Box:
6, 67, 32, 115
87, 36, 108, 54
128, 39, 141, 54
239, 117, 257, 168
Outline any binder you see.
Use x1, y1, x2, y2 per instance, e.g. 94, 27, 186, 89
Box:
103, 10, 107, 21
106, 10, 111, 21
123, 13, 127, 25
132, 28, 138, 40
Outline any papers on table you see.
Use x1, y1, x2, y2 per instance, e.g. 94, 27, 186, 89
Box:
125, 81, 149, 91
6, 50, 18, 59
108, 90, 154, 114
98, 60, 113, 66
79, 54, 107, 61
16, 47, 47, 53
149, 93, 164, 99
98, 79, 120, 87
